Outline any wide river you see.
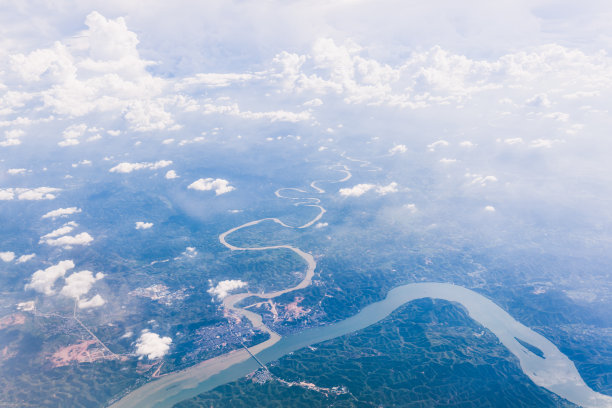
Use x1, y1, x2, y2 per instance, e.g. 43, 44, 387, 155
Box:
110, 282, 612, 408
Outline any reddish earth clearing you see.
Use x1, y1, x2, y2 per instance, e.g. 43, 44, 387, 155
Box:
0, 313, 25, 330
49, 340, 125, 367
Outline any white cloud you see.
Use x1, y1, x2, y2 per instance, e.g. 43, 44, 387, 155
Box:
439, 158, 457, 164
459, 141, 475, 148
404, 203, 418, 213
375, 182, 399, 195
207, 279, 247, 300
16, 254, 36, 263
78, 294, 106, 309
109, 160, 172, 173
135, 221, 153, 230
42, 232, 94, 249
41, 222, 78, 239
315, 222, 328, 228
503, 138, 524, 145
389, 144, 407, 155
303, 98, 323, 107
484, 205, 496, 212
182, 247, 198, 258
7, 168, 27, 175
428, 140, 449, 151
25, 260, 75, 295
42, 207, 82, 219
165, 170, 178, 179
162, 138, 174, 144
466, 173, 498, 186
135, 331, 172, 359
339, 183, 375, 197
340, 182, 399, 197
529, 139, 562, 148
1, 129, 23, 147
0, 187, 60, 201
188, 178, 235, 195
60, 270, 104, 299
0, 251, 16, 262
58, 124, 87, 147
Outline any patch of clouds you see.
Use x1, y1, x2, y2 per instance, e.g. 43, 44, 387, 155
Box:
427, 140, 449, 152
58, 124, 87, 147
466, 173, 498, 186
41, 222, 78, 239
25, 260, 75, 295
7, 168, 27, 175
42, 207, 82, 219
0, 187, 60, 201
0, 251, 16, 262
135, 330, 172, 359
165, 170, 178, 179
0, 129, 23, 147
529, 138, 563, 148
315, 222, 328, 228
60, 270, 104, 299
404, 203, 418, 213
183, 247, 198, 258
40, 223, 93, 248
188, 178, 235, 195
207, 279, 247, 300
375, 182, 399, 195
109, 160, 172, 173
339, 182, 399, 197
16, 254, 36, 263
78, 294, 106, 309
389, 144, 407, 155
439, 158, 457, 164
43, 232, 94, 249
135, 221, 153, 230
339, 183, 375, 197
484, 205, 496, 212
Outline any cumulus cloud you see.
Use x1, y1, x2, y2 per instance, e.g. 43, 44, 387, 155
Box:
40, 223, 94, 248
0, 129, 23, 147
165, 170, 178, 179
41, 222, 78, 239
484, 205, 496, 212
389, 144, 407, 155
375, 182, 399, 195
428, 140, 449, 152
7, 168, 27, 175
60, 270, 105, 299
109, 160, 172, 173
25, 260, 75, 295
339, 182, 399, 197
135, 221, 153, 230
42, 207, 82, 219
0, 187, 60, 201
135, 331, 172, 359
16, 254, 36, 263
466, 173, 498, 186
188, 178, 235, 195
42, 232, 94, 249
78, 294, 106, 309
339, 183, 375, 197
404, 203, 418, 213
315, 222, 328, 228
207, 279, 247, 300
0, 251, 16, 262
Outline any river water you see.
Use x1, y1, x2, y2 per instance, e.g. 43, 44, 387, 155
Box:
114, 282, 612, 408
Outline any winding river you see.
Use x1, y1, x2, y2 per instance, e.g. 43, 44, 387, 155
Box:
110, 164, 612, 408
